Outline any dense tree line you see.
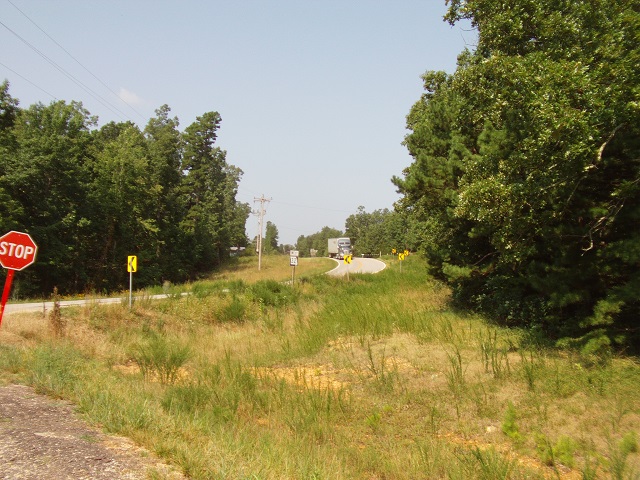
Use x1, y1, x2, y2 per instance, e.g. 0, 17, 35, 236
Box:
393, 1, 639, 349
294, 207, 413, 258
296, 226, 343, 257
344, 206, 414, 256
0, 82, 250, 297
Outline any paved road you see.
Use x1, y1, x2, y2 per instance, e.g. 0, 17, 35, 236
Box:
3, 294, 184, 316
326, 256, 386, 276
4, 259, 385, 315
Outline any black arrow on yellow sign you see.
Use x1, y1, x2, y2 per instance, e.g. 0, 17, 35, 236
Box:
127, 255, 137, 273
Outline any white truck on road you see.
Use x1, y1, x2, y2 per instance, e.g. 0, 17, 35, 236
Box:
328, 237, 352, 260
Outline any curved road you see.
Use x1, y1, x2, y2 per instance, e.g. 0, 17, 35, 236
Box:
3, 258, 386, 316
326, 256, 386, 277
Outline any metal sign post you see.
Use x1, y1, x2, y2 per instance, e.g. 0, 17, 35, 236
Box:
344, 254, 352, 281
398, 250, 408, 272
290, 250, 299, 284
127, 256, 137, 308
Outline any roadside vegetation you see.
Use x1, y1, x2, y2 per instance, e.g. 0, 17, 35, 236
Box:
393, 0, 640, 353
0, 254, 638, 479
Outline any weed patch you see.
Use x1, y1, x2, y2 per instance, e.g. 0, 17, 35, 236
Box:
1, 255, 639, 479
130, 333, 191, 384
219, 295, 247, 323
249, 279, 297, 307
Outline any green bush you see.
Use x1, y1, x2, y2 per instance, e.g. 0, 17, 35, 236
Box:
28, 344, 84, 397
161, 383, 215, 415
219, 295, 247, 323
553, 436, 577, 468
457, 447, 519, 480
249, 280, 297, 307
501, 401, 522, 443
130, 333, 191, 384
536, 434, 576, 468
0, 344, 25, 374
620, 431, 639, 455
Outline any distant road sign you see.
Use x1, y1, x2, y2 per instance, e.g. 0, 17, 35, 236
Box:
0, 231, 38, 271
290, 256, 298, 266
290, 250, 299, 257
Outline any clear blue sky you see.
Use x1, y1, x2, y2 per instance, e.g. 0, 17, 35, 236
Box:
1, 1, 475, 245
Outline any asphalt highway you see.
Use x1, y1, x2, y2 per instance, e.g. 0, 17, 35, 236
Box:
326, 256, 386, 276
4, 258, 386, 316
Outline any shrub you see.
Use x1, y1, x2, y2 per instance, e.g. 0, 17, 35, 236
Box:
501, 402, 522, 443
249, 280, 297, 307
219, 295, 247, 323
29, 344, 82, 397
536, 434, 576, 468
130, 333, 191, 384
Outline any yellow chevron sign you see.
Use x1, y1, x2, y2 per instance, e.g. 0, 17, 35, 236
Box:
127, 255, 137, 273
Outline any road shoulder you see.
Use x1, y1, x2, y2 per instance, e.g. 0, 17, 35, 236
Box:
0, 383, 184, 480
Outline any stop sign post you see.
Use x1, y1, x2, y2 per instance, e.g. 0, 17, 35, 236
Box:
0, 231, 38, 326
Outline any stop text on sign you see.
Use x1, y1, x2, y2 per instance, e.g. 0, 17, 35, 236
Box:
0, 241, 36, 260
0, 231, 38, 271
0, 230, 38, 326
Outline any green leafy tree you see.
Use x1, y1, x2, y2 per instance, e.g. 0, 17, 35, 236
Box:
296, 227, 342, 257
181, 112, 226, 271
87, 122, 158, 290
345, 206, 415, 256
144, 105, 189, 282
0, 80, 249, 295
181, 112, 246, 273
0, 80, 19, 156
264, 221, 279, 254
295, 235, 311, 257
3, 100, 95, 294
345, 207, 386, 255
0, 80, 22, 234
221, 164, 250, 249
393, 69, 476, 276
396, 0, 640, 346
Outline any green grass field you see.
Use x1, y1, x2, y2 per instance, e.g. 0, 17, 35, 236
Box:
0, 254, 638, 479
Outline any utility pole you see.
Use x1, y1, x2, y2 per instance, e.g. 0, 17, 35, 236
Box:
253, 194, 271, 271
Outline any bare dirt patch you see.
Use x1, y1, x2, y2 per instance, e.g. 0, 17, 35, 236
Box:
0, 384, 184, 480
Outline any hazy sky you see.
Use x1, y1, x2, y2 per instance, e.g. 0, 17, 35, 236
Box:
1, 1, 475, 245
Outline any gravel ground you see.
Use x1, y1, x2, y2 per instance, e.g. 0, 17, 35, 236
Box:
0, 384, 185, 480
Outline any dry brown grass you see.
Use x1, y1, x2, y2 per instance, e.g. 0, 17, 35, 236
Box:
210, 254, 335, 283
1, 254, 638, 479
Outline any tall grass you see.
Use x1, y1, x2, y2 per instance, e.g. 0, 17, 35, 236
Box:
0, 254, 638, 479
130, 332, 192, 384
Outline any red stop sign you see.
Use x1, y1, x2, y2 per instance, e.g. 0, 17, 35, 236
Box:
0, 231, 38, 271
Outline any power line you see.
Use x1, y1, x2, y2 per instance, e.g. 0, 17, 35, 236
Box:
0, 18, 128, 121
237, 188, 352, 214
0, 61, 57, 100
1, 20, 120, 120
6, 0, 147, 122
271, 198, 352, 214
